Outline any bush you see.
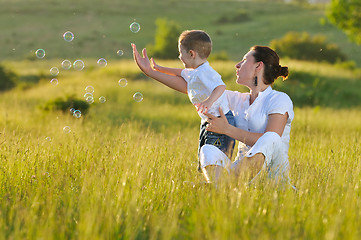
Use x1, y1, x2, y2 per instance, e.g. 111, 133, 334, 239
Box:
327, 0, 361, 44
41, 95, 90, 116
146, 18, 181, 59
0, 64, 17, 92
270, 32, 347, 63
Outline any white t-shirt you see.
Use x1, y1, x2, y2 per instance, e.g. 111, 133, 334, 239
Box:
226, 86, 294, 160
181, 61, 230, 123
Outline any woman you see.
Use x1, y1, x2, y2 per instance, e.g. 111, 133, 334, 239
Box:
202, 46, 294, 186
132, 44, 294, 186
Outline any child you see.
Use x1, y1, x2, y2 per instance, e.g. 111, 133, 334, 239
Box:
132, 30, 235, 180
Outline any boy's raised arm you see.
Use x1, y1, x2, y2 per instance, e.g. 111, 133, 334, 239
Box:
151, 58, 183, 77
132, 43, 187, 94
195, 85, 226, 114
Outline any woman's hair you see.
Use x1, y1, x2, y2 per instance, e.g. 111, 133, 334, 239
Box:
178, 30, 212, 59
250, 46, 288, 85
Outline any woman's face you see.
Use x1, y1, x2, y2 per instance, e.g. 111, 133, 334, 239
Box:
235, 50, 257, 86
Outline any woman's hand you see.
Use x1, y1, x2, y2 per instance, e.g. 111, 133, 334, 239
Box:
204, 107, 230, 135
132, 43, 153, 75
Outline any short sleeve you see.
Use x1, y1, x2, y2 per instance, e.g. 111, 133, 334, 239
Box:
196, 70, 225, 93
267, 92, 294, 122
181, 68, 192, 83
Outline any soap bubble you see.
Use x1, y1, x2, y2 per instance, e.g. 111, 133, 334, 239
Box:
63, 126, 71, 134
73, 110, 81, 118
118, 78, 127, 87
70, 108, 75, 114
45, 137, 51, 142
62, 60, 72, 70
86, 96, 94, 104
50, 78, 58, 85
63, 31, 74, 42
73, 59, 84, 71
50, 67, 59, 76
84, 93, 93, 99
99, 96, 106, 103
130, 22, 140, 33
117, 50, 123, 56
85, 85, 94, 93
35, 49, 46, 59
133, 92, 143, 102
97, 58, 107, 67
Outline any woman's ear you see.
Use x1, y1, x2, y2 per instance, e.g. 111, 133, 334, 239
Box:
256, 61, 264, 69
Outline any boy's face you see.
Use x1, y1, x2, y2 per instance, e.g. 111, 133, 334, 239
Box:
178, 44, 193, 68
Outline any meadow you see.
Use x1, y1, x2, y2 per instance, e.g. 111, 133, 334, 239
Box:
0, 57, 361, 239
1, 0, 361, 239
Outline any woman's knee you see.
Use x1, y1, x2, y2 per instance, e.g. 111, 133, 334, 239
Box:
246, 131, 283, 167
262, 131, 282, 144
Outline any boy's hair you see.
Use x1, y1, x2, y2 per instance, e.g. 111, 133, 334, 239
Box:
178, 30, 212, 59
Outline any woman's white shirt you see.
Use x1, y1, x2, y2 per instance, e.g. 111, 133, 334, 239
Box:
226, 86, 294, 161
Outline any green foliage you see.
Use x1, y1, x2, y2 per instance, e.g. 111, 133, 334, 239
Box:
270, 32, 347, 63
41, 95, 90, 116
0, 64, 17, 92
270, 59, 361, 108
146, 18, 181, 59
327, 0, 361, 44
215, 9, 250, 24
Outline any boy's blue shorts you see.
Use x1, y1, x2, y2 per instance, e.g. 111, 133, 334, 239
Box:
197, 110, 235, 171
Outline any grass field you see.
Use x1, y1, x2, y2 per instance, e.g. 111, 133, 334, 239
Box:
1, 0, 361, 239
0, 57, 361, 239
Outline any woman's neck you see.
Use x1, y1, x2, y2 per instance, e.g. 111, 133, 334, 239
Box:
249, 85, 269, 104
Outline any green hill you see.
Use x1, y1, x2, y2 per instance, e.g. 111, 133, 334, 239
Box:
1, 0, 360, 66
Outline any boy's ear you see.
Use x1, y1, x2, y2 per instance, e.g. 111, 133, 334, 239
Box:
189, 50, 196, 58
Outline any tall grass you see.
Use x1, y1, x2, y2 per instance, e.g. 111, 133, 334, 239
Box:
1, 58, 361, 239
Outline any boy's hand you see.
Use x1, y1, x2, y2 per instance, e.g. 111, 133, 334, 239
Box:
132, 43, 153, 74
194, 99, 212, 114
151, 58, 161, 72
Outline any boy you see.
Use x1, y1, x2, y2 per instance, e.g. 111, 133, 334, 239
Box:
132, 30, 235, 180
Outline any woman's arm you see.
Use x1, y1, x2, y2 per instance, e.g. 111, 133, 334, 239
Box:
151, 58, 183, 76
132, 43, 187, 94
205, 108, 288, 146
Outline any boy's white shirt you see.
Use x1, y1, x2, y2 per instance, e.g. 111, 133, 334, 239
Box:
181, 61, 230, 123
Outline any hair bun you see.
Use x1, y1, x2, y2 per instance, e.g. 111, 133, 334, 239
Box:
279, 65, 289, 80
